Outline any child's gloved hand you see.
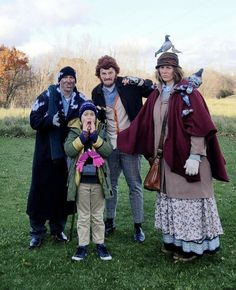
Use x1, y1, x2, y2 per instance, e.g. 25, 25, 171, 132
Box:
79, 131, 89, 145
87, 150, 104, 167
90, 131, 98, 143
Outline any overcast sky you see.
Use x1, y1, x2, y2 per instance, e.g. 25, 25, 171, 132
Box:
0, 0, 235, 73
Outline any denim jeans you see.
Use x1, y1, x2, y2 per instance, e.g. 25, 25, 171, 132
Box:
29, 217, 67, 239
106, 149, 144, 224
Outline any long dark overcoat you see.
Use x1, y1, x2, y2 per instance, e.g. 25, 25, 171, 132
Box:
27, 85, 85, 220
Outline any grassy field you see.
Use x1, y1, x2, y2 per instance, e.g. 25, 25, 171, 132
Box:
1, 97, 236, 118
206, 95, 236, 117
0, 135, 236, 290
1, 97, 236, 138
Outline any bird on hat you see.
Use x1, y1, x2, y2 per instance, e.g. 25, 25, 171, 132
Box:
155, 35, 172, 57
171, 45, 182, 54
155, 35, 182, 57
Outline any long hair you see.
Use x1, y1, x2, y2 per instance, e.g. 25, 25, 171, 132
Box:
156, 66, 184, 84
95, 55, 120, 77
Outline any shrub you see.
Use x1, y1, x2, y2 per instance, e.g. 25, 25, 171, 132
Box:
0, 116, 34, 137
216, 89, 234, 99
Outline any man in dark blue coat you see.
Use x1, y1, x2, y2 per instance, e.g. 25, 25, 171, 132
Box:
27, 66, 86, 249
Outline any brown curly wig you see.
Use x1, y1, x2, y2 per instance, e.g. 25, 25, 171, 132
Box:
95, 55, 120, 77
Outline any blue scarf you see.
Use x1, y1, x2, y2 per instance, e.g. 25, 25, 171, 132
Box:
48, 85, 65, 160
102, 84, 118, 106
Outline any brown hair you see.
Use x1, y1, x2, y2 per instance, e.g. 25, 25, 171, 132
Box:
95, 55, 120, 77
156, 66, 184, 84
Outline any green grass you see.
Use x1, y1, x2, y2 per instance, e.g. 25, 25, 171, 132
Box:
0, 136, 236, 290
1, 98, 236, 137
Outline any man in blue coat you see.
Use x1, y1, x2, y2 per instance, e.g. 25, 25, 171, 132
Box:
27, 66, 86, 249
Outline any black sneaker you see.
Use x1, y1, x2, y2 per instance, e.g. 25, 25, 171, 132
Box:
105, 219, 116, 236
96, 244, 112, 260
54, 232, 68, 242
72, 246, 88, 261
29, 237, 42, 249
134, 226, 145, 243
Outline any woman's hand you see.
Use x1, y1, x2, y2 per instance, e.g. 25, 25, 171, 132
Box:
184, 158, 200, 175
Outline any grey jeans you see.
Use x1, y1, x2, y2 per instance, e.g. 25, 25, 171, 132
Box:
106, 149, 144, 224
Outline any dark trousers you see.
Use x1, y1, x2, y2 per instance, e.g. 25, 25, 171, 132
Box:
29, 217, 67, 239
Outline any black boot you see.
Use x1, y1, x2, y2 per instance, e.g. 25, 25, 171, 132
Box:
134, 223, 145, 242
105, 218, 116, 236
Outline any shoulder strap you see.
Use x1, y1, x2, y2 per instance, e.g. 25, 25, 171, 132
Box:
156, 110, 168, 158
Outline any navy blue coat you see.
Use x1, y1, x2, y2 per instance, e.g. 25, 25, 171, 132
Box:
27, 85, 85, 219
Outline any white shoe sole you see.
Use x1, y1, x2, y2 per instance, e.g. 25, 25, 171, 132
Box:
71, 255, 86, 261
99, 256, 112, 261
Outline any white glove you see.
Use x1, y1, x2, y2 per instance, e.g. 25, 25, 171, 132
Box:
184, 158, 200, 176
52, 112, 60, 127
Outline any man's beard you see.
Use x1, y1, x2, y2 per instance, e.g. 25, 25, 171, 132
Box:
101, 76, 117, 87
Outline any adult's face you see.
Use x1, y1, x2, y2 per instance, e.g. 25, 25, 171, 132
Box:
159, 66, 174, 85
99, 67, 117, 87
59, 75, 76, 96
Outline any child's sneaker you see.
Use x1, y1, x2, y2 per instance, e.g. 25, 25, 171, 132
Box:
96, 244, 112, 260
72, 246, 87, 261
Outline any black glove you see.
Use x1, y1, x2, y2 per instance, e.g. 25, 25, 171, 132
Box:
97, 106, 106, 123
123, 76, 144, 86
58, 111, 67, 126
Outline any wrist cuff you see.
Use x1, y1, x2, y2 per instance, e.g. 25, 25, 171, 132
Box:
189, 154, 201, 161
72, 137, 84, 151
93, 136, 104, 148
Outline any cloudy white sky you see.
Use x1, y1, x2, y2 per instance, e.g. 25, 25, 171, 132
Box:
0, 0, 235, 73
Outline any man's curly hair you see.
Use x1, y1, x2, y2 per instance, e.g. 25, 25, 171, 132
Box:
95, 55, 120, 77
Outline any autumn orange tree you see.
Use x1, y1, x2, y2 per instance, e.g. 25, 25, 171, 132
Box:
0, 45, 30, 108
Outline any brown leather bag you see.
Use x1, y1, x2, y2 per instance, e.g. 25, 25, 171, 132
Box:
143, 110, 167, 192
144, 156, 161, 191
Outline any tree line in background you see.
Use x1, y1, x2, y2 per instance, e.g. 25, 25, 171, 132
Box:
0, 45, 235, 108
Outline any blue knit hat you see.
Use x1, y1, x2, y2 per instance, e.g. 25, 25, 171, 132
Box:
58, 66, 77, 83
79, 101, 98, 119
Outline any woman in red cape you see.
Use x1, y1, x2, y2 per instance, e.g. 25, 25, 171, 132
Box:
118, 52, 229, 261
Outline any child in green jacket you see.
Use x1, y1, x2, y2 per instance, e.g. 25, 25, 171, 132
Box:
64, 101, 113, 261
